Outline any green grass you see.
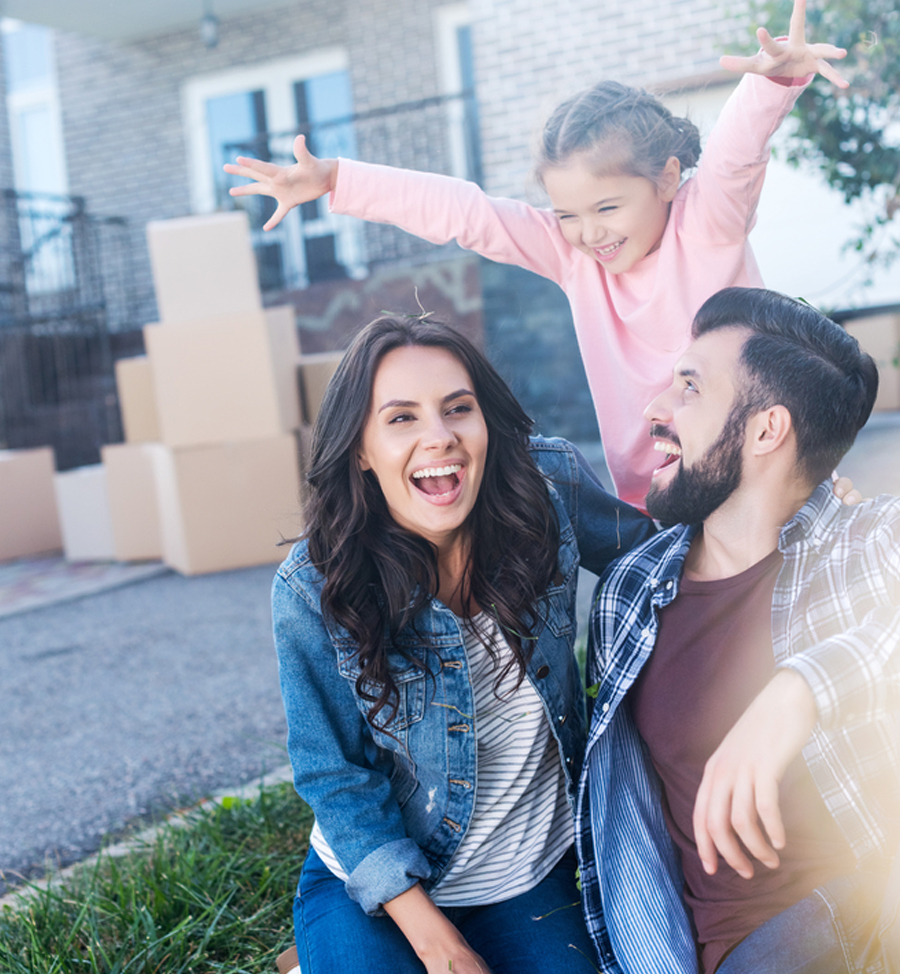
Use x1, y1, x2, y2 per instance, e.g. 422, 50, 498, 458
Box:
0, 783, 313, 974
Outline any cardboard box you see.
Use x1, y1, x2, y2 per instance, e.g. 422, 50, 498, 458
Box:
149, 434, 303, 575
147, 211, 262, 323
53, 464, 116, 562
115, 356, 161, 444
297, 351, 344, 426
0, 447, 62, 561
844, 313, 900, 412
101, 443, 163, 561
144, 306, 301, 448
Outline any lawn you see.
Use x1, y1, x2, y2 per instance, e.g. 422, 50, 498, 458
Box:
0, 783, 313, 974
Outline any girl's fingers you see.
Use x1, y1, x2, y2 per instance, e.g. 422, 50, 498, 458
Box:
807, 42, 847, 59
228, 182, 266, 198
787, 0, 807, 45
231, 156, 281, 177
817, 59, 849, 87
262, 203, 290, 231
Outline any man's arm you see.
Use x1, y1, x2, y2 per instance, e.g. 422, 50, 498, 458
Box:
692, 668, 817, 879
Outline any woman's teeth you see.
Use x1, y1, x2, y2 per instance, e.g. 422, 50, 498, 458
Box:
412, 464, 462, 480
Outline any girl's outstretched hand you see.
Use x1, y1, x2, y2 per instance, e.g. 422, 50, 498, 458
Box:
223, 134, 338, 231
720, 0, 848, 88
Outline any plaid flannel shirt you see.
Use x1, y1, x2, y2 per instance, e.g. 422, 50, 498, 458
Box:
575, 481, 900, 973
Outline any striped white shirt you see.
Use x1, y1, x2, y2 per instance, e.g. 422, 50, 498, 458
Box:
311, 613, 573, 906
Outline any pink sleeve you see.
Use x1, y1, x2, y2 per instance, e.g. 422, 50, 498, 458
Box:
329, 158, 574, 285
684, 73, 810, 244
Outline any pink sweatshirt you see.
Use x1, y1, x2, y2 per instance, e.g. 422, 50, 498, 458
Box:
330, 74, 806, 508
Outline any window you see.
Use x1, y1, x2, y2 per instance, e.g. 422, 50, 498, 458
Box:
434, 4, 481, 184
2, 18, 74, 295
183, 52, 364, 292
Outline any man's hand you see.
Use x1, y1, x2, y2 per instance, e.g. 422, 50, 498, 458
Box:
224, 134, 337, 231
692, 669, 818, 879
720, 0, 848, 89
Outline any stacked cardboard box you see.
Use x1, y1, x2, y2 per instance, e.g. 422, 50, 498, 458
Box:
105, 211, 304, 574
0, 447, 63, 561
843, 312, 900, 412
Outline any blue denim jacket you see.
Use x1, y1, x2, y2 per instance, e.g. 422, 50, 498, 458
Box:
272, 436, 654, 915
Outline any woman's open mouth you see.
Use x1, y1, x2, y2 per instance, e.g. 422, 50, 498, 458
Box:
411, 463, 463, 498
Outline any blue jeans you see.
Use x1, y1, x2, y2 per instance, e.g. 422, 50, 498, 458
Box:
717, 872, 886, 974
293, 846, 599, 974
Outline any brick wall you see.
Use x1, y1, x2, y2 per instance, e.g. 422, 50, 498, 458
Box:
51, 0, 461, 327
469, 0, 749, 199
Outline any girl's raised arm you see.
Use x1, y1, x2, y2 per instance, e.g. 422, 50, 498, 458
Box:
719, 0, 848, 88
224, 134, 337, 230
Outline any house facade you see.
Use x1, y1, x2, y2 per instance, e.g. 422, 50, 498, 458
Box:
2, 0, 898, 459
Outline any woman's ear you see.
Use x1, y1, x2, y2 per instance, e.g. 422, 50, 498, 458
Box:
358, 450, 372, 472
658, 156, 682, 202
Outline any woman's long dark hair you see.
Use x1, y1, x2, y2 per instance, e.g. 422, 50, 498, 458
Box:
304, 315, 559, 732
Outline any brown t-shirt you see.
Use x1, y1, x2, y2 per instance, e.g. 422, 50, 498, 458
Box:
630, 548, 856, 973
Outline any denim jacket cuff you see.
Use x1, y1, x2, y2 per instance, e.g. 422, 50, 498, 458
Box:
345, 838, 432, 915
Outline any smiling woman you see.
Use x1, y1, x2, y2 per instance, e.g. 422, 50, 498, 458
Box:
270, 314, 655, 974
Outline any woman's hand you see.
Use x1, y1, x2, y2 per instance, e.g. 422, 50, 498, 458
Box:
223, 134, 338, 231
832, 471, 863, 506
384, 883, 495, 974
720, 0, 848, 88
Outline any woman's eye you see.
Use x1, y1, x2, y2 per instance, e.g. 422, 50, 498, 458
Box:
388, 412, 415, 424
447, 403, 472, 416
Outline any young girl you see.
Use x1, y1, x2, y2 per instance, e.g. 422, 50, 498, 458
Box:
225, 0, 847, 508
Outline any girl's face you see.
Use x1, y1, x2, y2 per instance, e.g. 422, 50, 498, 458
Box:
543, 153, 681, 275
358, 344, 489, 555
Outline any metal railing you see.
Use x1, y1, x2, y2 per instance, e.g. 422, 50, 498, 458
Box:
0, 190, 137, 469
221, 89, 483, 293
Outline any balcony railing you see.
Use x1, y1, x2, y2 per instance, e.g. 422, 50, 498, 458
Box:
0, 190, 138, 469
221, 89, 483, 294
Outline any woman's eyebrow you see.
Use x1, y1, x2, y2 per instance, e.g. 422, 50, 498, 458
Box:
442, 388, 475, 403
377, 398, 418, 413
377, 388, 475, 414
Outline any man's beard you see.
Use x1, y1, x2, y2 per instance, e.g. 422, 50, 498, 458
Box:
646, 404, 749, 526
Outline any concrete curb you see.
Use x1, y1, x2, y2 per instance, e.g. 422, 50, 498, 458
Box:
0, 762, 295, 912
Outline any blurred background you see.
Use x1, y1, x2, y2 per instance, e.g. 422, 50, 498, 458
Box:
0, 0, 897, 472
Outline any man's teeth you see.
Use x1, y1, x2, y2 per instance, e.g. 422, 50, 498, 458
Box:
653, 441, 682, 456
412, 464, 462, 479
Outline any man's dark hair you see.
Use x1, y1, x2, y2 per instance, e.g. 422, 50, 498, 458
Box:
692, 287, 879, 486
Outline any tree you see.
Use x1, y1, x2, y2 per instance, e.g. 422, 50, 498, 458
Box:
754, 0, 900, 274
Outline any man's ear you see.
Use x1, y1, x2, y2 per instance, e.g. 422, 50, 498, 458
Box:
748, 404, 793, 456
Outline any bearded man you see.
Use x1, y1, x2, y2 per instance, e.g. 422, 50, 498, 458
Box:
576, 287, 900, 974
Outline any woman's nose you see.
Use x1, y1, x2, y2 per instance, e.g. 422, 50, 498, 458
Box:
422, 415, 456, 449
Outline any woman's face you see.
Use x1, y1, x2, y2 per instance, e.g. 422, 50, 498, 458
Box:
358, 344, 489, 554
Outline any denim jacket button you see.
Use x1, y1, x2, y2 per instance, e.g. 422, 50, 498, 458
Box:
536, 665, 550, 679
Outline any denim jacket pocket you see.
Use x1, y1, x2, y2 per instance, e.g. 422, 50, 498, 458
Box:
335, 638, 429, 734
